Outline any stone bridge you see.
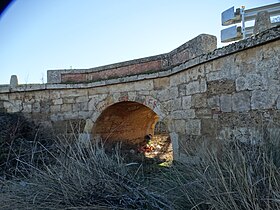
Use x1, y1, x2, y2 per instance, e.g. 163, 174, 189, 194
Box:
0, 26, 280, 162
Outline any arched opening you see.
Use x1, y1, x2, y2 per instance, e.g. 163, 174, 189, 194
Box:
92, 101, 172, 163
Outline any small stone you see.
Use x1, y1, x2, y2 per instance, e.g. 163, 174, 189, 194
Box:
10, 75, 18, 88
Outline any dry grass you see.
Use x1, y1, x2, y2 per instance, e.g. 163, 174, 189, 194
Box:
0, 139, 171, 210
156, 136, 280, 210
1, 113, 280, 209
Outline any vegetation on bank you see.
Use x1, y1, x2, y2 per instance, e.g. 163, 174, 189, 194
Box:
1, 113, 280, 209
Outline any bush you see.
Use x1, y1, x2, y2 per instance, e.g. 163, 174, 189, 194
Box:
0, 112, 55, 178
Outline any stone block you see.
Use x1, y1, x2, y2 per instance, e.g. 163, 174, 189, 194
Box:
153, 77, 170, 90
134, 80, 153, 91
186, 119, 201, 135
182, 96, 191, 109
53, 98, 63, 105
73, 102, 88, 112
207, 95, 220, 110
47, 70, 61, 83
157, 89, 171, 102
170, 73, 186, 87
32, 102, 40, 113
88, 86, 109, 95
235, 77, 247, 91
254, 11, 271, 34
207, 80, 235, 95
232, 91, 251, 112
10, 75, 18, 88
277, 96, 280, 110
185, 65, 205, 83
172, 109, 195, 119
204, 62, 213, 73
220, 94, 232, 112
61, 104, 72, 112
186, 79, 207, 95
195, 108, 212, 118
170, 87, 178, 98
236, 74, 268, 91
201, 118, 217, 137
251, 90, 277, 109
76, 96, 89, 103
128, 91, 137, 101
191, 93, 207, 108
174, 120, 186, 134
50, 105, 61, 112
40, 100, 51, 113
170, 98, 182, 110
78, 111, 90, 118
178, 84, 186, 96
22, 104, 32, 112
63, 97, 75, 104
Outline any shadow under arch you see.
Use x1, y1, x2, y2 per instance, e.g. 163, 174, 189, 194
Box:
92, 100, 173, 163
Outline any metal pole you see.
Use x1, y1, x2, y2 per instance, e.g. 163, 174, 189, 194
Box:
241, 6, 246, 39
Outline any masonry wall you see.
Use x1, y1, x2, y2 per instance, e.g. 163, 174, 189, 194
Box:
0, 27, 279, 162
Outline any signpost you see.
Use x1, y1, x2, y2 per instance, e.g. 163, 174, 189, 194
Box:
221, 3, 280, 43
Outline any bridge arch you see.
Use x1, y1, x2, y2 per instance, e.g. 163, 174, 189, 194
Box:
90, 94, 174, 161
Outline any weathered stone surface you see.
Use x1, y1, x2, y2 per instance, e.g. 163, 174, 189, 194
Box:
236, 74, 268, 91
167, 98, 182, 111
134, 80, 153, 91
50, 105, 61, 112
61, 104, 72, 112
53, 98, 63, 105
191, 93, 207, 108
182, 96, 191, 109
195, 108, 212, 118
185, 79, 207, 95
76, 96, 89, 103
207, 80, 235, 96
174, 120, 186, 134
186, 119, 201, 135
232, 91, 251, 112
254, 11, 271, 34
201, 118, 217, 137
172, 109, 195, 119
277, 96, 280, 110
10, 75, 18, 88
220, 94, 232, 112
207, 95, 220, 110
156, 89, 171, 102
251, 90, 277, 109
153, 77, 170, 90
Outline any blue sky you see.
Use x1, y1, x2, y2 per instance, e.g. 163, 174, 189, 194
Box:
0, 0, 278, 84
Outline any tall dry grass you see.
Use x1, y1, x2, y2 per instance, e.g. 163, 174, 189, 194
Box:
157, 130, 280, 210
1, 113, 280, 209
0, 138, 171, 210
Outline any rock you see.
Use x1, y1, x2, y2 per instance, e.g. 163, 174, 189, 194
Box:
254, 11, 272, 34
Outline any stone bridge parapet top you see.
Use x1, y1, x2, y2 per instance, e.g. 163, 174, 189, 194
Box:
0, 25, 279, 94
47, 34, 217, 84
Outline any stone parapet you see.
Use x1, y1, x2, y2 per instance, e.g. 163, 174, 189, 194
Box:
47, 34, 217, 84
1, 25, 279, 94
